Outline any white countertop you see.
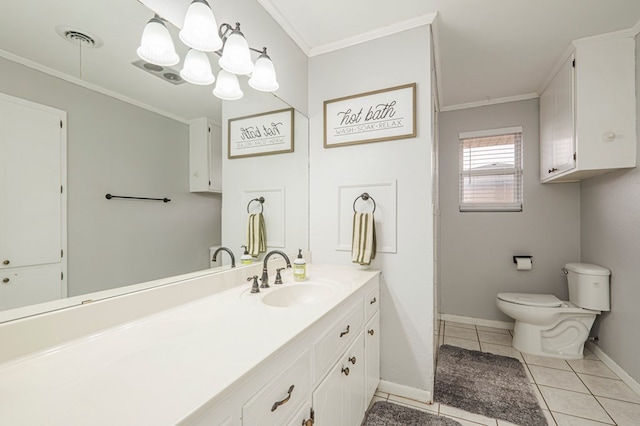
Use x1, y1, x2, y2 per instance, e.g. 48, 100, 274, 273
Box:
0, 264, 378, 425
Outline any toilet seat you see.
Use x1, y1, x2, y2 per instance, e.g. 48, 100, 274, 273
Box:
497, 293, 563, 308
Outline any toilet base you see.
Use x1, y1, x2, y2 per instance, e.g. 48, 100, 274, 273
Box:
512, 314, 596, 360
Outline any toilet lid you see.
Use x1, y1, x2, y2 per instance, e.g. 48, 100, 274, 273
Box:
497, 293, 563, 307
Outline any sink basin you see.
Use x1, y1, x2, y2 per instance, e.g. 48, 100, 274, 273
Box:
261, 283, 338, 308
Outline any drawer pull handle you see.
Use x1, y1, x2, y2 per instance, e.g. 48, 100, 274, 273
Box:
271, 385, 295, 412
2, 278, 9, 283
349, 356, 356, 365
339, 325, 350, 338
368, 329, 375, 336
341, 367, 350, 376
370, 297, 377, 304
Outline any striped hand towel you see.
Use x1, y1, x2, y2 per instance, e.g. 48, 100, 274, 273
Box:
247, 213, 267, 257
351, 212, 376, 265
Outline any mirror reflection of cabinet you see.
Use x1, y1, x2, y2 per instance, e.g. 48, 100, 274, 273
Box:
189, 118, 222, 193
0, 93, 66, 310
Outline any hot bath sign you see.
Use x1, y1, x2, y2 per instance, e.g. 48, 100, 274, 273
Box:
323, 83, 416, 148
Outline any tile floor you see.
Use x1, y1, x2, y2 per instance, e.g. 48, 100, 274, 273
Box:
370, 320, 640, 426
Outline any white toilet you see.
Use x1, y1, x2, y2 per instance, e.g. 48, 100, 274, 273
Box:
496, 262, 610, 359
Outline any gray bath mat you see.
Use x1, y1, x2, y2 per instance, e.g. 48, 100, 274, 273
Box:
363, 401, 462, 426
434, 345, 547, 426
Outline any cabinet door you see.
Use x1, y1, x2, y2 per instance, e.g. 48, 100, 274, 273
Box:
346, 333, 366, 426
551, 56, 575, 174
364, 312, 380, 404
312, 354, 348, 426
540, 56, 575, 181
0, 96, 63, 269
0, 263, 62, 311
209, 123, 222, 192
312, 333, 365, 426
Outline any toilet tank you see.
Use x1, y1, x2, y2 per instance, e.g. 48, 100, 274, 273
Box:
564, 263, 611, 311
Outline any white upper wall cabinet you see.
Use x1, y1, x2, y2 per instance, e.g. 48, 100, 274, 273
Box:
189, 118, 222, 193
540, 34, 637, 183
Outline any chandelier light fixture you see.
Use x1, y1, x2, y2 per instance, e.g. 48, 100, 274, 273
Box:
137, 0, 279, 100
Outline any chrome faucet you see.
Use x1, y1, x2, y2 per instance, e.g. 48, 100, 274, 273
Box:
212, 246, 236, 268
261, 250, 291, 287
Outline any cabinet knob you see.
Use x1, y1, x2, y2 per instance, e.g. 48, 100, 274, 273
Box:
370, 297, 377, 305
2, 278, 9, 283
302, 408, 315, 426
548, 167, 558, 173
368, 329, 375, 336
349, 356, 357, 365
601, 132, 616, 142
2, 260, 9, 265
341, 367, 350, 376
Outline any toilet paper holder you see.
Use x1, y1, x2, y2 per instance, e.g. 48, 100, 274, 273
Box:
513, 255, 533, 264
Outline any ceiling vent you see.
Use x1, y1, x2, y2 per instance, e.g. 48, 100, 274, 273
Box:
55, 25, 103, 48
131, 60, 185, 85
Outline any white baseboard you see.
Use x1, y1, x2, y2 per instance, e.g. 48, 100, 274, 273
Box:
440, 313, 514, 330
587, 342, 640, 397
378, 380, 432, 403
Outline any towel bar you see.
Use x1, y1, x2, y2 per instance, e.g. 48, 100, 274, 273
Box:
105, 193, 170, 203
247, 196, 265, 213
353, 193, 376, 213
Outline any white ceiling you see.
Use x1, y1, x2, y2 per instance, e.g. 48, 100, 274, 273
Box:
1, 0, 640, 121
260, 0, 640, 109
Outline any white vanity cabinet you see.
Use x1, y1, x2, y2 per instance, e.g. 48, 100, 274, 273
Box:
189, 118, 222, 192
186, 274, 380, 426
540, 34, 636, 183
0, 265, 379, 425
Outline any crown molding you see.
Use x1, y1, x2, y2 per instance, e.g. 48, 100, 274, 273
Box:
0, 49, 191, 124
309, 13, 436, 57
440, 93, 539, 112
255, 0, 311, 56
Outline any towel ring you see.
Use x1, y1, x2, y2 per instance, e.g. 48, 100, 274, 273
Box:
353, 193, 376, 213
247, 197, 265, 214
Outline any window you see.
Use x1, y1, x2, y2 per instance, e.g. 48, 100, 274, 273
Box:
459, 126, 523, 212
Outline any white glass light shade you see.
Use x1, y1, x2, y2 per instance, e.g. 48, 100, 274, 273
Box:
248, 53, 279, 92
179, 0, 223, 52
213, 70, 243, 100
180, 49, 215, 85
137, 17, 179, 66
218, 27, 254, 75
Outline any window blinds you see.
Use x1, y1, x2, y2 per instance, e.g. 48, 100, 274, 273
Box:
459, 127, 523, 212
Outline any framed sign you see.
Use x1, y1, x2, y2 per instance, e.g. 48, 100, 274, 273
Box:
228, 107, 294, 159
323, 83, 416, 148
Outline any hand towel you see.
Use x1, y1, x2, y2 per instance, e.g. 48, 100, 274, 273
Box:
351, 212, 376, 265
247, 213, 267, 257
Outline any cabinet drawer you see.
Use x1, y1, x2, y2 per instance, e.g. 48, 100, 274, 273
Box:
364, 285, 379, 320
242, 349, 310, 426
313, 301, 363, 383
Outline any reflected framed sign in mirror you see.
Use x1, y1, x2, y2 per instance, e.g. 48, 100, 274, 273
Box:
228, 107, 294, 159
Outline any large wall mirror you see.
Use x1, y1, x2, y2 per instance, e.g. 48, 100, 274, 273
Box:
0, 0, 309, 322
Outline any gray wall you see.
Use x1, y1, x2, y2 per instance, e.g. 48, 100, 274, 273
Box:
438, 99, 581, 321
580, 34, 640, 384
309, 26, 435, 395
0, 57, 221, 297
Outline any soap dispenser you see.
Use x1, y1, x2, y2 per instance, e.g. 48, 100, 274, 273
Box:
293, 249, 306, 281
240, 245, 252, 265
